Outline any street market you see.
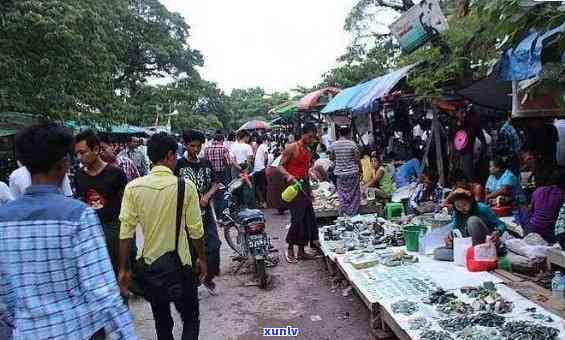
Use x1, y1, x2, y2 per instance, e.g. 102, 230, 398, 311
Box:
2, 1, 565, 340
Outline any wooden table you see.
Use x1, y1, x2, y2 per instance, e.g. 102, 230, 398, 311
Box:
314, 203, 383, 219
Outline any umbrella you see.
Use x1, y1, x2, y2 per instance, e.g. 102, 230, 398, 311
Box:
238, 120, 271, 131
297, 87, 341, 111
269, 101, 299, 119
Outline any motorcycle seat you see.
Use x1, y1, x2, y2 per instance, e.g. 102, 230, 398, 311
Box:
238, 209, 265, 223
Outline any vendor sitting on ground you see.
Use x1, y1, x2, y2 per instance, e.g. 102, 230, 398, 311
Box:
409, 169, 444, 214
522, 168, 565, 244
443, 170, 485, 208
393, 153, 422, 188
434, 187, 506, 261
485, 157, 526, 207
362, 152, 395, 199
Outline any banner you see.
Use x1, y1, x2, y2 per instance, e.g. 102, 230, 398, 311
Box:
389, 0, 448, 54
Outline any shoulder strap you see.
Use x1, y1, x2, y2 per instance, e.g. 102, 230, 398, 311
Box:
175, 177, 185, 252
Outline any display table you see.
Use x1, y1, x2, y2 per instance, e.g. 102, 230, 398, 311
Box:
314, 203, 383, 219
319, 235, 565, 339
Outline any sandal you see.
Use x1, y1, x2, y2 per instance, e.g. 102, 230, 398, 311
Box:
285, 250, 298, 264
297, 252, 321, 261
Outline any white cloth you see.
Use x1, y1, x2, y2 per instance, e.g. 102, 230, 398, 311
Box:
254, 143, 269, 172
9, 166, 73, 199
321, 134, 334, 149
0, 181, 14, 206
230, 142, 253, 164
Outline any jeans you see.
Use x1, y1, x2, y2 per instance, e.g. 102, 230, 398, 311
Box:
149, 267, 199, 340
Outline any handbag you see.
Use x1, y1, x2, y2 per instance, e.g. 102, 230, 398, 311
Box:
131, 177, 188, 303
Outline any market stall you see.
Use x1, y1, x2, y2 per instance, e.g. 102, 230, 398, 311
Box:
312, 182, 383, 219
318, 215, 565, 340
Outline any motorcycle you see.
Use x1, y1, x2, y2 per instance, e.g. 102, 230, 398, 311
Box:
218, 170, 277, 289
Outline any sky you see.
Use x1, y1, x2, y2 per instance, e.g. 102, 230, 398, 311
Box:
160, 0, 358, 94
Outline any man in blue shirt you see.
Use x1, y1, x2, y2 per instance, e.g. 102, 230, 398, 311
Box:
0, 123, 136, 340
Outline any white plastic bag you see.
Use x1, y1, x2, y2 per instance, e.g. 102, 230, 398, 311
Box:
453, 230, 472, 267
473, 241, 497, 262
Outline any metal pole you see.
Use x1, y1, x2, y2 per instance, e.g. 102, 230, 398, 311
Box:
432, 109, 445, 186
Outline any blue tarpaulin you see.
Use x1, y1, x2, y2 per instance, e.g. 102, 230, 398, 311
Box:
351, 64, 417, 117
321, 80, 373, 114
321, 64, 417, 116
500, 23, 565, 81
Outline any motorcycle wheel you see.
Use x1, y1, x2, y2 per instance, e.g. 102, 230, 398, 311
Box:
223, 224, 244, 256
256, 259, 268, 289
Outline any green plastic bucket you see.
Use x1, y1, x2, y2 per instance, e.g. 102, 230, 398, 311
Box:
403, 225, 427, 252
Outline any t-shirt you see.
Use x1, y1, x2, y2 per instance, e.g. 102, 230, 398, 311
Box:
394, 158, 422, 188
330, 138, 360, 176
175, 157, 215, 199
254, 143, 269, 172
230, 142, 253, 164
9, 166, 73, 199
321, 134, 334, 149
485, 169, 526, 204
75, 165, 127, 224
529, 186, 565, 241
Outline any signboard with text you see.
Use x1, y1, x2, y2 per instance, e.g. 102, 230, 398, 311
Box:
389, 0, 448, 54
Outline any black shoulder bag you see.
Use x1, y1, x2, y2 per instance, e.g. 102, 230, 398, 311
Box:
132, 178, 188, 303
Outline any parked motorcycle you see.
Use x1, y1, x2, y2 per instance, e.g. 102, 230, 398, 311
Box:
218, 171, 277, 288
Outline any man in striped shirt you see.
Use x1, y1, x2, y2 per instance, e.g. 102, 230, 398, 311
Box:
0, 123, 136, 340
330, 126, 362, 216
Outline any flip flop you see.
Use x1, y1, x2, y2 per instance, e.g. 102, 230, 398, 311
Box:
297, 252, 321, 261
285, 250, 298, 264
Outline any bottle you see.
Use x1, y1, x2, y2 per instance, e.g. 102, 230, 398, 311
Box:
552, 271, 564, 300
418, 229, 426, 255
281, 181, 301, 203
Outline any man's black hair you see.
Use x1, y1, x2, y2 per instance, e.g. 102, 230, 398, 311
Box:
183, 129, 206, 143
228, 132, 236, 142
214, 129, 224, 142
99, 134, 113, 145
302, 122, 317, 135
15, 122, 74, 175
492, 156, 508, 170
75, 129, 100, 150
339, 125, 351, 137
323, 127, 328, 132
237, 130, 250, 140
147, 132, 178, 164
256, 134, 264, 145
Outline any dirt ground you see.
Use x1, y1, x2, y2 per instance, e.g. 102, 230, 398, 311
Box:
130, 209, 373, 340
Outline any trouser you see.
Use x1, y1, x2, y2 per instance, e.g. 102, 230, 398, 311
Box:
149, 267, 200, 340
434, 216, 491, 261
286, 181, 318, 247
189, 208, 221, 280
102, 220, 120, 277
460, 152, 474, 181
213, 169, 231, 217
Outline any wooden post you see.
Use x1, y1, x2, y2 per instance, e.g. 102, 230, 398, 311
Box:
432, 109, 445, 186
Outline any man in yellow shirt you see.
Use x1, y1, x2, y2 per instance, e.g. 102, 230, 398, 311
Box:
118, 132, 207, 340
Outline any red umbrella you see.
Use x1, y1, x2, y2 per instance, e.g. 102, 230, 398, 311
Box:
297, 87, 341, 111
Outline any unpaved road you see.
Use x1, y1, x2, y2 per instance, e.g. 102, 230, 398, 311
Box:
130, 210, 373, 340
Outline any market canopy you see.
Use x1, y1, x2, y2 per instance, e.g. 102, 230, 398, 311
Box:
351, 64, 418, 117
321, 81, 374, 115
268, 101, 298, 120
297, 87, 340, 111
321, 64, 418, 116
456, 75, 512, 111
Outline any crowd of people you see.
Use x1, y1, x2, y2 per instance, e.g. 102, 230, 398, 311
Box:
0, 121, 305, 339
3, 112, 565, 339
